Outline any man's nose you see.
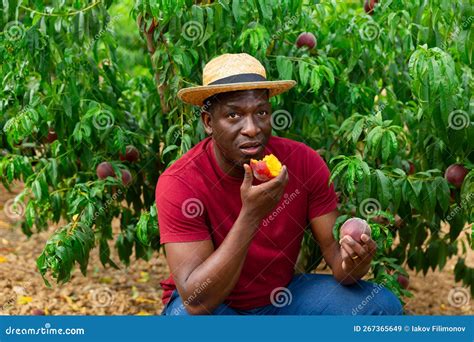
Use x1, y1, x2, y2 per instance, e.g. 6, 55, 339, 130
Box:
241, 115, 261, 137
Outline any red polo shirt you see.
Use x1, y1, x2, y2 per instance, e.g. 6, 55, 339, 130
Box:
155, 136, 338, 310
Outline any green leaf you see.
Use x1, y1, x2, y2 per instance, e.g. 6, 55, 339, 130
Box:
49, 159, 58, 187
345, 162, 357, 194
162, 145, 179, 159
99, 239, 110, 267
403, 179, 420, 212
165, 124, 180, 145
25, 201, 35, 228
310, 67, 321, 94
357, 172, 372, 204
387, 130, 398, 159
352, 119, 365, 143
381, 132, 392, 162
319, 65, 335, 87
299, 61, 310, 86
375, 170, 392, 209
391, 178, 403, 213
199, 7, 214, 46
329, 159, 349, 185
257, 0, 272, 20
32, 180, 42, 200
438, 242, 447, 270
6, 162, 14, 182
410, 179, 423, 197
136, 211, 151, 246
434, 176, 450, 214
276, 56, 293, 80
365, 126, 383, 157
232, 0, 242, 22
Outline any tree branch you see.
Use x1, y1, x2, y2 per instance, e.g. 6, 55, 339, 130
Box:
143, 27, 170, 114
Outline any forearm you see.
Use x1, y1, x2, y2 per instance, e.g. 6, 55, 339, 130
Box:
180, 209, 260, 314
331, 252, 371, 285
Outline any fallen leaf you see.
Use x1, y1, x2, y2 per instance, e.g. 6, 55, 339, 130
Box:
17, 296, 33, 305
135, 311, 151, 316
0, 256, 7, 263
99, 277, 113, 284
134, 296, 157, 304
61, 294, 74, 305
131, 286, 139, 299
138, 271, 150, 283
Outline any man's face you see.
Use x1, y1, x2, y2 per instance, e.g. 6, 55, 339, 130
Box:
201, 89, 272, 173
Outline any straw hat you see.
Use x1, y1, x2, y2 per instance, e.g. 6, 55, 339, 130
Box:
177, 53, 296, 106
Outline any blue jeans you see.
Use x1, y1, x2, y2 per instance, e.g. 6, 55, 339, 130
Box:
162, 274, 403, 315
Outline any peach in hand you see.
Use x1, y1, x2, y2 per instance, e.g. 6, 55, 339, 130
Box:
249, 154, 283, 182
340, 217, 371, 243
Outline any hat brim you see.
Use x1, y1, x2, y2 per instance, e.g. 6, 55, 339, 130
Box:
177, 80, 297, 106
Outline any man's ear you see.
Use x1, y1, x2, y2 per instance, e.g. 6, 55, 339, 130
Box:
201, 110, 213, 136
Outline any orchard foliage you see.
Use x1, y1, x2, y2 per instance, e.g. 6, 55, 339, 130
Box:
0, 0, 473, 299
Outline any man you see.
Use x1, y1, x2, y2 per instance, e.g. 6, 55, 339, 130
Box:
155, 53, 402, 315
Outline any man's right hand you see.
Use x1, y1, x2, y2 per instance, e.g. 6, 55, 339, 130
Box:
240, 163, 289, 225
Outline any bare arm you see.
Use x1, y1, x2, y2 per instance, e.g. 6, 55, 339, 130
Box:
310, 210, 376, 285
165, 164, 289, 315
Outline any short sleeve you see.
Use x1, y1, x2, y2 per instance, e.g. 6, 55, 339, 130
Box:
155, 175, 211, 244
303, 146, 338, 220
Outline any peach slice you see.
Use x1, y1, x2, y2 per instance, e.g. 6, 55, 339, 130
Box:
249, 154, 282, 182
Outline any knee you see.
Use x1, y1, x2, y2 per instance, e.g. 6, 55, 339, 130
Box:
376, 287, 403, 315
354, 283, 403, 315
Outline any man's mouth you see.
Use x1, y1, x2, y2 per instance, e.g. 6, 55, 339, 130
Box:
239, 142, 263, 156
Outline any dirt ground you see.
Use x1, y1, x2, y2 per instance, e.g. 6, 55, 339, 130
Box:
0, 182, 472, 315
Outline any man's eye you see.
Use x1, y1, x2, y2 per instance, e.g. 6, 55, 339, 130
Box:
257, 110, 269, 116
227, 112, 239, 118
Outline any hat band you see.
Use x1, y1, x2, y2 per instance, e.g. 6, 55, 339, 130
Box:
208, 73, 266, 85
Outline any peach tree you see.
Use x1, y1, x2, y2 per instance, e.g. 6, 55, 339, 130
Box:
0, 0, 472, 300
